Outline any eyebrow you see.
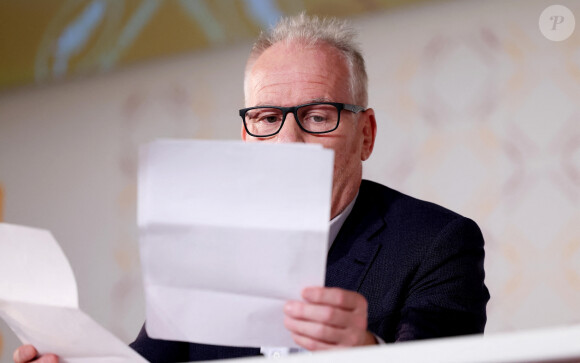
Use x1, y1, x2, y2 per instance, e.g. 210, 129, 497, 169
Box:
309, 97, 332, 103
254, 97, 334, 107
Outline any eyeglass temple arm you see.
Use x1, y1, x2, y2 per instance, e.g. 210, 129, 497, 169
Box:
344, 104, 366, 113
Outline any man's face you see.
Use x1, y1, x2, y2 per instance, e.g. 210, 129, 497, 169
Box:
243, 41, 376, 219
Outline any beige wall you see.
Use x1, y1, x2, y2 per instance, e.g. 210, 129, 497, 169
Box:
1, 0, 579, 361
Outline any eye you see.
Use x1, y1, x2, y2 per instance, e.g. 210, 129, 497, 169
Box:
306, 114, 327, 123
261, 114, 280, 123
302, 111, 330, 123
246, 109, 282, 124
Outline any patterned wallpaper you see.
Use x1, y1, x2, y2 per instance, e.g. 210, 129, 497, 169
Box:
0, 0, 579, 361
0, 184, 3, 223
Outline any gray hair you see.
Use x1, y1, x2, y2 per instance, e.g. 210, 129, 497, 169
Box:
244, 13, 368, 107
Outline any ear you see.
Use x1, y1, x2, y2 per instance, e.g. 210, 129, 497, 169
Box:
360, 108, 377, 161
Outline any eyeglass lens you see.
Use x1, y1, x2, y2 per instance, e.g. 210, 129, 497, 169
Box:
244, 104, 339, 136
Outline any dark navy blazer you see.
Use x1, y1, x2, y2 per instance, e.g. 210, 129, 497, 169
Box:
130, 180, 490, 362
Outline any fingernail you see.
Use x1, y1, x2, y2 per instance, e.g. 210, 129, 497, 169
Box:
23, 345, 34, 358
287, 301, 297, 312
302, 287, 314, 299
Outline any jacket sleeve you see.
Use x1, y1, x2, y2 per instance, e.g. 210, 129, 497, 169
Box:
395, 217, 490, 341
129, 323, 190, 363
129, 323, 262, 361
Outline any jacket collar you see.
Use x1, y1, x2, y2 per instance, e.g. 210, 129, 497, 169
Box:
325, 180, 386, 292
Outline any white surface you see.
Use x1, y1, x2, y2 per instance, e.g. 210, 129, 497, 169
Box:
0, 224, 77, 308
138, 140, 334, 348
225, 324, 580, 363
0, 223, 147, 363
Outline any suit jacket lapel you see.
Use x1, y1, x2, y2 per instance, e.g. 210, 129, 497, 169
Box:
325, 183, 385, 292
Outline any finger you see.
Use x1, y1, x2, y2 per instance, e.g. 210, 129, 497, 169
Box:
14, 345, 37, 363
284, 301, 364, 329
290, 332, 336, 351
302, 287, 367, 311
284, 316, 344, 344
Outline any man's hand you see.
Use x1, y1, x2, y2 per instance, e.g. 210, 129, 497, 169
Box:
13, 345, 58, 363
283, 287, 377, 350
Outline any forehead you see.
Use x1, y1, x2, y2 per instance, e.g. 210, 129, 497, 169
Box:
246, 41, 351, 106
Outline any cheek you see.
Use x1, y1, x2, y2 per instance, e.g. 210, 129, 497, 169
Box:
334, 145, 357, 169
335, 135, 364, 173
243, 133, 268, 143
325, 139, 355, 173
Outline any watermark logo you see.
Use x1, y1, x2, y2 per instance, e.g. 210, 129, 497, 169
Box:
539, 5, 575, 41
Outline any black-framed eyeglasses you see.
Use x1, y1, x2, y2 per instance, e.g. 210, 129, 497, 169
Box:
239, 102, 366, 138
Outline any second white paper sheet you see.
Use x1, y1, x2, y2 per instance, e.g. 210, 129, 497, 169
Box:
139, 139, 334, 348
0, 223, 148, 363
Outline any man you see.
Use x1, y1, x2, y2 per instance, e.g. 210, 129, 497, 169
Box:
14, 13, 489, 363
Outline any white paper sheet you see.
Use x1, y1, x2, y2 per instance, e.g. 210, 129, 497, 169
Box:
139, 139, 334, 348
0, 223, 147, 363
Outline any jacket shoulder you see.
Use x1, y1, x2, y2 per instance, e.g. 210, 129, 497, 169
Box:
360, 180, 464, 223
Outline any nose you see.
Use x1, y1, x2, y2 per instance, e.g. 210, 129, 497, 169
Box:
275, 113, 305, 143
